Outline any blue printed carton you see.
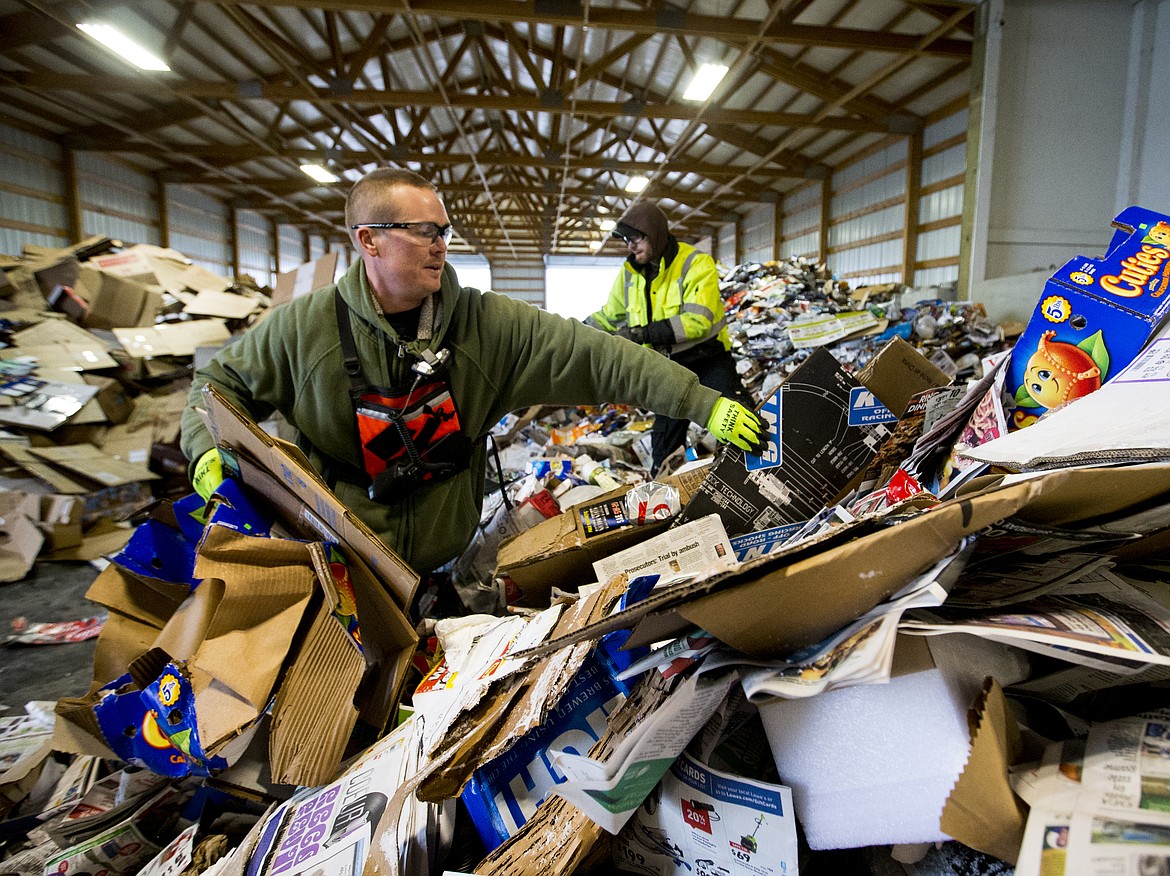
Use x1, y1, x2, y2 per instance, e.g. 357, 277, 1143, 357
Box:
459, 583, 652, 853
93, 661, 231, 778
1006, 206, 1170, 430
460, 653, 627, 851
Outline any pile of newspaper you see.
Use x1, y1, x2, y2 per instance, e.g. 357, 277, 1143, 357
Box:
719, 257, 1009, 403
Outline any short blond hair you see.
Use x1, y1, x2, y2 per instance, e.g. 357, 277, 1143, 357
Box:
345, 168, 438, 245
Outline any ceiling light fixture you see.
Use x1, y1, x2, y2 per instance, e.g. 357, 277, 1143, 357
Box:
625, 176, 649, 194
683, 63, 728, 101
300, 164, 339, 183
600, 219, 616, 232
76, 22, 170, 71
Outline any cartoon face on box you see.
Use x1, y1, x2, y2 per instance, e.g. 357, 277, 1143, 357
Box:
1007, 288, 1138, 430
1006, 207, 1170, 430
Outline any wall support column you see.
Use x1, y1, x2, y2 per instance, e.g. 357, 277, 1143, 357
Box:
959, 0, 1003, 290
229, 206, 241, 280
271, 218, 281, 276
903, 131, 922, 284
773, 198, 783, 261
818, 177, 831, 264
155, 175, 170, 249
63, 148, 83, 244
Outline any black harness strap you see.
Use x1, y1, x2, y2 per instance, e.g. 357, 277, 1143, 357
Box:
335, 290, 405, 394
330, 290, 472, 501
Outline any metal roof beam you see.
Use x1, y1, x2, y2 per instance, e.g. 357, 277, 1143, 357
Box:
217, 0, 973, 58
10, 73, 906, 133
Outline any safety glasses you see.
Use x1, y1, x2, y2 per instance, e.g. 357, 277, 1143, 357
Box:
611, 229, 645, 246
351, 221, 454, 245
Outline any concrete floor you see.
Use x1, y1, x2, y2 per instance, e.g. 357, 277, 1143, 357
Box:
0, 561, 102, 717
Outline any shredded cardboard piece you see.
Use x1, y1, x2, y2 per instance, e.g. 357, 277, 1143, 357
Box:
473, 672, 674, 875
939, 677, 1027, 864
268, 548, 363, 787
415, 577, 627, 802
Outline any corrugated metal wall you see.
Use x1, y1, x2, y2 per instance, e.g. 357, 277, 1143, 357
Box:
780, 188, 821, 261
0, 123, 67, 252
740, 203, 775, 265
706, 104, 969, 292
307, 233, 329, 262
328, 239, 351, 275
277, 224, 307, 274
915, 108, 967, 289
236, 209, 274, 288
716, 223, 737, 269
490, 259, 545, 306
75, 153, 159, 247
167, 186, 232, 277
2, 105, 968, 295
829, 139, 907, 286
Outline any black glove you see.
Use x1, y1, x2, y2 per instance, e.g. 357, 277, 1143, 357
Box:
615, 325, 647, 345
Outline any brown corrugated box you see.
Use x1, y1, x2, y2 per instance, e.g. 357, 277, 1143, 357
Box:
198, 384, 419, 731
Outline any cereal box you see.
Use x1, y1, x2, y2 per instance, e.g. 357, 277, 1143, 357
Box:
1006, 206, 1170, 430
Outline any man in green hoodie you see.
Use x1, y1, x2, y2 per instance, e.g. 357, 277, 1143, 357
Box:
181, 168, 764, 581
586, 201, 754, 475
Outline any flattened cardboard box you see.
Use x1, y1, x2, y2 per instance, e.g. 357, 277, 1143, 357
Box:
0, 343, 119, 372
517, 463, 1170, 661
10, 316, 116, 352
38, 493, 83, 552
89, 244, 232, 298
28, 443, 158, 488
496, 463, 711, 603
675, 339, 948, 541
0, 491, 43, 583
269, 252, 338, 308
114, 320, 231, 358
199, 384, 418, 732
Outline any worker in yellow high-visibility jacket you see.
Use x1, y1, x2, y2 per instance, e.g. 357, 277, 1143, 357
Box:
586, 200, 754, 474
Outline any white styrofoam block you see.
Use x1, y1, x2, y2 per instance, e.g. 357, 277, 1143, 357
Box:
758, 668, 972, 849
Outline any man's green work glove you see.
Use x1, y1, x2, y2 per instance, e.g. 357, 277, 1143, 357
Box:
706, 398, 767, 455
192, 448, 225, 502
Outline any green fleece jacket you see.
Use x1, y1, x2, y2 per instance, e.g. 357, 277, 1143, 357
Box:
181, 259, 722, 575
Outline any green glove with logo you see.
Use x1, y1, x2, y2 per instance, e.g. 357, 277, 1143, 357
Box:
192, 448, 226, 502
706, 398, 766, 455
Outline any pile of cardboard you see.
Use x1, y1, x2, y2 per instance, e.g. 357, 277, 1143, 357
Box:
0, 236, 299, 581
5, 208, 1170, 875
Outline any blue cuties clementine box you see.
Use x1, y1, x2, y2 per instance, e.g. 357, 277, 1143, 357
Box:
1006, 206, 1170, 430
